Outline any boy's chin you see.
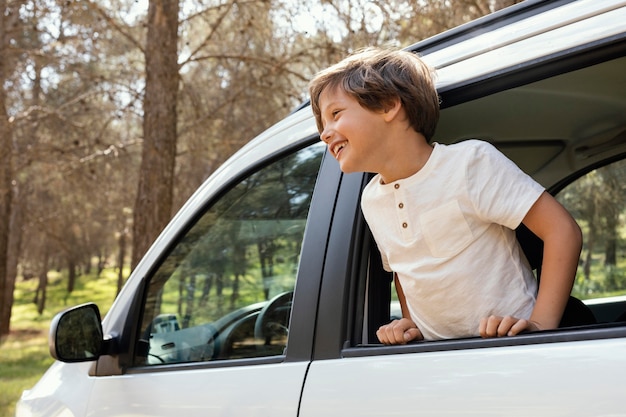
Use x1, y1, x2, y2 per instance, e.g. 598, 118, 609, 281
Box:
339, 164, 357, 174
337, 159, 358, 174
339, 162, 367, 174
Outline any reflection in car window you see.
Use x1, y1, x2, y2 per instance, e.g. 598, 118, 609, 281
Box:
134, 142, 325, 366
557, 159, 626, 302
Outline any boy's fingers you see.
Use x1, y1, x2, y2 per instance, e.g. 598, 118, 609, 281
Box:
376, 326, 390, 344
507, 320, 525, 336
377, 318, 420, 345
376, 322, 397, 344
479, 315, 502, 338
403, 327, 422, 342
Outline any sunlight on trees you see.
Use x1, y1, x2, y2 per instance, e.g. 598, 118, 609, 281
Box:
0, 0, 521, 337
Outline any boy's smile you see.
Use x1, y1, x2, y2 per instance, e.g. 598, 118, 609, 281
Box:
331, 141, 346, 159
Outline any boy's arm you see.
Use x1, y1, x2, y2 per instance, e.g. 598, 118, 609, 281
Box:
523, 191, 582, 329
395, 273, 411, 319
480, 191, 582, 337
376, 273, 423, 344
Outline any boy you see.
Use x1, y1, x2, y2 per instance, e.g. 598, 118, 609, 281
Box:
309, 47, 582, 342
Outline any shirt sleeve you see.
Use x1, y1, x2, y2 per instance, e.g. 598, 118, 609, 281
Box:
465, 141, 545, 229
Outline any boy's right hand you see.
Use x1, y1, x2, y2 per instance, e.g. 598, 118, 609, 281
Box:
376, 318, 423, 345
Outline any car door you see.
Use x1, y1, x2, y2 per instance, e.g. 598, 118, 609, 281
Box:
84, 140, 336, 417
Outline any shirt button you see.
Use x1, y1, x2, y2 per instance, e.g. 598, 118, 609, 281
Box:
402, 222, 408, 228
394, 184, 400, 189
398, 203, 404, 209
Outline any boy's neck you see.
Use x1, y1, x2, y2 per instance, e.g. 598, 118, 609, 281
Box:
379, 135, 433, 184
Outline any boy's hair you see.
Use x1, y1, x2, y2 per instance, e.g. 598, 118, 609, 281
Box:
309, 47, 440, 142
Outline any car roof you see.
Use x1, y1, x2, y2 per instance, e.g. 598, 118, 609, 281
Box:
409, 0, 626, 90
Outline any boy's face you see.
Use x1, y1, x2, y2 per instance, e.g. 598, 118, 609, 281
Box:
319, 86, 391, 174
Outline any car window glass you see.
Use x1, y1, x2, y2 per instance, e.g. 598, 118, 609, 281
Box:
557, 158, 626, 314
134, 142, 325, 366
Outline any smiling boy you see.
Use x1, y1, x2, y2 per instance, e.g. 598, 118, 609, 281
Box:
309, 47, 582, 342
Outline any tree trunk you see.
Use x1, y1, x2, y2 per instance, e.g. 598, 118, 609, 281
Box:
67, 257, 76, 293
0, 105, 13, 339
603, 184, 619, 267
605, 235, 617, 266
35, 251, 49, 315
5, 186, 23, 328
131, 0, 180, 270
0, 0, 15, 339
116, 228, 127, 296
584, 233, 594, 281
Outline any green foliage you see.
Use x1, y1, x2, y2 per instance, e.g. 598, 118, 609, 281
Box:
558, 159, 626, 301
572, 261, 626, 300
0, 268, 121, 417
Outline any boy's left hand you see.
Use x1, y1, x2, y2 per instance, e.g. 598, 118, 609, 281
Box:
377, 318, 423, 344
479, 315, 541, 337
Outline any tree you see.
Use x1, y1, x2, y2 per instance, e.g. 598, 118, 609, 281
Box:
598, 162, 626, 267
0, 0, 24, 339
558, 159, 626, 286
1, 0, 144, 334
131, 0, 180, 269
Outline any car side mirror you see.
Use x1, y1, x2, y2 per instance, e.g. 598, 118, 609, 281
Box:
49, 303, 104, 362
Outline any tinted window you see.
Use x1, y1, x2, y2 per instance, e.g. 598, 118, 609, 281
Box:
134, 142, 325, 365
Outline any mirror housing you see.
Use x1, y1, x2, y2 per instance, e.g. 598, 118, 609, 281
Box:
49, 303, 104, 362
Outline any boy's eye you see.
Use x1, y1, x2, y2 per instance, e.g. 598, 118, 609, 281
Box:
332, 109, 341, 119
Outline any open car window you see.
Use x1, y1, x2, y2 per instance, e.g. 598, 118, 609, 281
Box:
367, 157, 626, 348
557, 158, 626, 324
363, 55, 626, 348
133, 142, 325, 366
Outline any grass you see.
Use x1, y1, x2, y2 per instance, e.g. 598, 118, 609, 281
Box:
571, 250, 626, 300
0, 268, 122, 417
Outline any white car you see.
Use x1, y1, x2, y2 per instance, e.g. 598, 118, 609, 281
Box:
17, 1, 626, 416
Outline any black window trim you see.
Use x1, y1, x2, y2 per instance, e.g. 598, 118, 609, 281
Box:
343, 324, 626, 359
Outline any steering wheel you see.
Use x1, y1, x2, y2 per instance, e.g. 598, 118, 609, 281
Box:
254, 291, 293, 343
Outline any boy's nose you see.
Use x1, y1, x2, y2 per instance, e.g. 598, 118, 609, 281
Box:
321, 127, 332, 143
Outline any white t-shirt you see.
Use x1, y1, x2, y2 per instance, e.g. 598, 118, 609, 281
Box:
361, 140, 545, 340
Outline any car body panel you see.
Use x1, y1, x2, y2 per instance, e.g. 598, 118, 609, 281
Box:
85, 362, 308, 417
16, 362, 94, 417
301, 337, 626, 417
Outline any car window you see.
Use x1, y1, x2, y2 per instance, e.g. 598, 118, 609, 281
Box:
134, 142, 325, 366
360, 53, 626, 348
557, 158, 626, 323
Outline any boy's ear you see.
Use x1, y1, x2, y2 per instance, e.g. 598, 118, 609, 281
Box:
382, 98, 402, 122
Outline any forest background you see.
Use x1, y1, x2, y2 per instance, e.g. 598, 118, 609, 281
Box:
0, 0, 520, 412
